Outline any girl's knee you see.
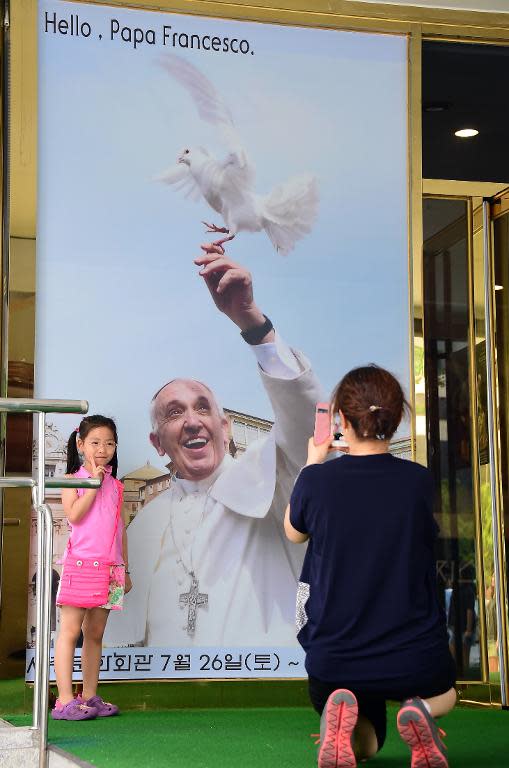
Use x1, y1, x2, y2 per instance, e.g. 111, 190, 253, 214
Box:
58, 607, 85, 640
83, 628, 104, 644
82, 620, 106, 644
58, 624, 82, 644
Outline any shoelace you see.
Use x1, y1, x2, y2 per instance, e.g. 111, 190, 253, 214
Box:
438, 727, 447, 746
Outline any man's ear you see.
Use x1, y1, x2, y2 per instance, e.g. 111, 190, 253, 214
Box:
149, 431, 166, 458
221, 418, 229, 450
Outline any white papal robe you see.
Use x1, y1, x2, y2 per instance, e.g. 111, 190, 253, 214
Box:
104, 340, 323, 647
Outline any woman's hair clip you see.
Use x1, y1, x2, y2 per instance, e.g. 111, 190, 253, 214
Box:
369, 405, 382, 412
75, 426, 80, 433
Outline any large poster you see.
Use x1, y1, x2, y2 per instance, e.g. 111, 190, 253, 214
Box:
27, 0, 409, 680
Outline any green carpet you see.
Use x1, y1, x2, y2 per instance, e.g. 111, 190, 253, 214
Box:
0, 677, 30, 715
4, 705, 509, 767
0, 677, 309, 715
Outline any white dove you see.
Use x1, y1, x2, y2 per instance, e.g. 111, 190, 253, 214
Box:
156, 53, 319, 255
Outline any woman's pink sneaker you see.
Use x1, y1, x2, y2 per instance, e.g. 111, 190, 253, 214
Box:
51, 698, 97, 721
318, 689, 358, 768
77, 694, 119, 717
397, 697, 448, 768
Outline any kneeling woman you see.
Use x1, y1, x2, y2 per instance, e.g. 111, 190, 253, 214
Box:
285, 365, 456, 768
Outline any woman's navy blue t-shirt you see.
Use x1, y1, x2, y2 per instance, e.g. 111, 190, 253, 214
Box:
290, 453, 452, 689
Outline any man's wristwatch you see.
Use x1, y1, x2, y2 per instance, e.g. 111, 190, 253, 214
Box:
240, 315, 273, 345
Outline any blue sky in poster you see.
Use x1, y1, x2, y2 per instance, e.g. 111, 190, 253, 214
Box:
36, 0, 408, 475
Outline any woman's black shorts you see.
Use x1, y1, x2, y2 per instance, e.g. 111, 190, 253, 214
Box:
308, 660, 456, 751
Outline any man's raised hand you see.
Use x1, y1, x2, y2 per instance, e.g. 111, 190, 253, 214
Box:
195, 244, 271, 336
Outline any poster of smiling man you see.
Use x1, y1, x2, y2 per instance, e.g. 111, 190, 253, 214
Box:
29, 0, 410, 680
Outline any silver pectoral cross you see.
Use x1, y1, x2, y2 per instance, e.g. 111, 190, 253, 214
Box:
179, 572, 208, 636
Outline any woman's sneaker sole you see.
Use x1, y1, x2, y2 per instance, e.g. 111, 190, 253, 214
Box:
318, 689, 358, 768
397, 699, 448, 768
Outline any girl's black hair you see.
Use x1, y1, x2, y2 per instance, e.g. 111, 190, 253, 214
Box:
66, 415, 118, 477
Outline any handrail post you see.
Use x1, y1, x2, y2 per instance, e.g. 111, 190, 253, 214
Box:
0, 398, 98, 768
33, 412, 52, 768
37, 504, 53, 768
33, 412, 46, 732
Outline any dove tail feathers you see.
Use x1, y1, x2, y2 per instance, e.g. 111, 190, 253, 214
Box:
262, 174, 319, 256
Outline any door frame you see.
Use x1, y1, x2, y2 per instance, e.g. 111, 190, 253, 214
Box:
422, 179, 509, 707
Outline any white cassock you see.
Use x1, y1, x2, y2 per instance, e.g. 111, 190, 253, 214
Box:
104, 335, 323, 647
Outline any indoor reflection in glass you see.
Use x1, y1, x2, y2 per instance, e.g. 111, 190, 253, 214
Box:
423, 198, 481, 680
493, 211, 509, 675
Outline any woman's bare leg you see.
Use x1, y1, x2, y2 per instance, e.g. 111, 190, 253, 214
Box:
424, 686, 457, 718
353, 714, 379, 760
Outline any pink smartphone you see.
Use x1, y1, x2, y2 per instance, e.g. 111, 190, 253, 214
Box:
313, 403, 331, 445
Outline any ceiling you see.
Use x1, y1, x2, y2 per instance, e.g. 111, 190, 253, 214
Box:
422, 41, 509, 183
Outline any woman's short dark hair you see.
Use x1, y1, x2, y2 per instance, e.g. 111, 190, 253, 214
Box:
331, 364, 409, 441
66, 414, 118, 476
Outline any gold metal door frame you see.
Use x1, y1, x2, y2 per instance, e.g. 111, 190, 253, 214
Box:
423, 180, 509, 707
485, 189, 509, 707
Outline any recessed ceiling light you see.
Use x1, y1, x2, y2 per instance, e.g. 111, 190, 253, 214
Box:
455, 128, 479, 138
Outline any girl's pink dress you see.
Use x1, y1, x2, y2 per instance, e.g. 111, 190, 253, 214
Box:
57, 466, 125, 610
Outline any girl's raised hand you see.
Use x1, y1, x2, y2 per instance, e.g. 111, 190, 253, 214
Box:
89, 456, 105, 482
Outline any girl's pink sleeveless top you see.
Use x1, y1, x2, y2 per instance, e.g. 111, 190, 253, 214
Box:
64, 466, 124, 563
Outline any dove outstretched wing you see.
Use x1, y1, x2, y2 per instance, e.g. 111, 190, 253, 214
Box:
156, 52, 318, 251
159, 52, 233, 128
154, 163, 202, 202
158, 53, 254, 187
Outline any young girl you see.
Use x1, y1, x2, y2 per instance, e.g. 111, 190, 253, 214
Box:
52, 415, 132, 721
285, 365, 456, 768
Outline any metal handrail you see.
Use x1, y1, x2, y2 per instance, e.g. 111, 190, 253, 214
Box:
0, 397, 100, 768
0, 398, 88, 414
0, 476, 102, 489
0, 477, 35, 488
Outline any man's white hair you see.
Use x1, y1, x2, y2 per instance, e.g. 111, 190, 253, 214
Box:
150, 378, 225, 431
